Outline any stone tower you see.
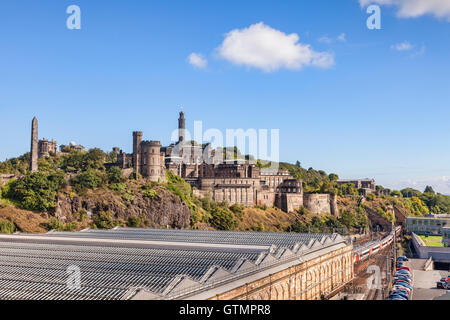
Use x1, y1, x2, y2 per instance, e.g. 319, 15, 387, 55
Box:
132, 131, 143, 176
178, 107, 185, 144
142, 141, 163, 182
30, 117, 38, 172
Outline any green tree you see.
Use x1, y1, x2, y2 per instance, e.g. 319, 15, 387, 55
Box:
210, 207, 236, 231
328, 173, 339, 182
107, 166, 125, 184
391, 190, 403, 197
424, 186, 435, 194
71, 169, 106, 192
6, 172, 65, 212
0, 220, 15, 234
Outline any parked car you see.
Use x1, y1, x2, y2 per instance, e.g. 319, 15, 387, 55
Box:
391, 290, 409, 299
398, 256, 409, 261
395, 279, 412, 285
389, 296, 408, 300
393, 286, 411, 295
437, 281, 446, 289
389, 292, 408, 300
396, 270, 412, 277
395, 273, 412, 280
395, 283, 412, 290
395, 278, 413, 285
397, 266, 411, 272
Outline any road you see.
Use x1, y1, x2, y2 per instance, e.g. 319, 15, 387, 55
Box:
407, 258, 448, 300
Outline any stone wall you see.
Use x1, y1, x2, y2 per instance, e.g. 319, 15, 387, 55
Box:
275, 193, 303, 213
304, 194, 331, 215
208, 244, 354, 300
0, 174, 16, 187
411, 233, 450, 263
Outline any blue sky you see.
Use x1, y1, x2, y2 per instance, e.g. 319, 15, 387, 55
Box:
1, 0, 449, 193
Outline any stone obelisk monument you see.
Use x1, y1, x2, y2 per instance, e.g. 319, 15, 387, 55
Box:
30, 117, 38, 172
178, 105, 186, 144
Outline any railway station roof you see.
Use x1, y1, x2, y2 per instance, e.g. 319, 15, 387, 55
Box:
0, 227, 348, 300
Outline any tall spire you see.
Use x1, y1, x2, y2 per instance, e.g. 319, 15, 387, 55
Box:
30, 117, 38, 172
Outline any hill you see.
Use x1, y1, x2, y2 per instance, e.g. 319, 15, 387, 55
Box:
0, 149, 448, 235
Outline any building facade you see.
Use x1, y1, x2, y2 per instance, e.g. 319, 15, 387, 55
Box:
111, 110, 338, 214
405, 216, 450, 235
38, 139, 57, 158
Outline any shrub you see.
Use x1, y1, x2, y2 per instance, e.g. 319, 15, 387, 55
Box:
0, 220, 15, 234
5, 172, 66, 212
210, 207, 236, 231
127, 215, 142, 228
93, 211, 117, 229
107, 166, 125, 184
110, 183, 126, 192
367, 193, 376, 201
71, 169, 106, 192
142, 188, 157, 199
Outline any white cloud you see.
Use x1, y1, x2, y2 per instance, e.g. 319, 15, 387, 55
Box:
337, 33, 347, 42
391, 41, 414, 51
318, 33, 346, 44
359, 0, 450, 20
217, 22, 335, 72
411, 44, 426, 57
318, 36, 333, 44
386, 176, 450, 195
188, 53, 207, 69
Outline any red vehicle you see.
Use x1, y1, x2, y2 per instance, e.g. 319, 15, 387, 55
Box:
397, 266, 411, 272
396, 279, 411, 286
393, 286, 411, 295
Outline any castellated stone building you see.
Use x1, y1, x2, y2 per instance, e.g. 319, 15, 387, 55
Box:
114, 110, 339, 215
38, 139, 57, 158
29, 117, 58, 172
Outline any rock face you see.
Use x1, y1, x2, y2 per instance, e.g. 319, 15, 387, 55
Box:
52, 185, 192, 229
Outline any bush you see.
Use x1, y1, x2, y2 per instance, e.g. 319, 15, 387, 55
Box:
142, 188, 157, 199
6, 172, 66, 212
107, 166, 125, 184
127, 215, 142, 228
229, 203, 244, 220
367, 193, 376, 201
93, 211, 117, 229
47, 218, 78, 231
0, 220, 15, 234
71, 169, 106, 192
210, 207, 236, 231
110, 183, 126, 192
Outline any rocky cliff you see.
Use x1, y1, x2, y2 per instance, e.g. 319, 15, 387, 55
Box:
51, 184, 192, 229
